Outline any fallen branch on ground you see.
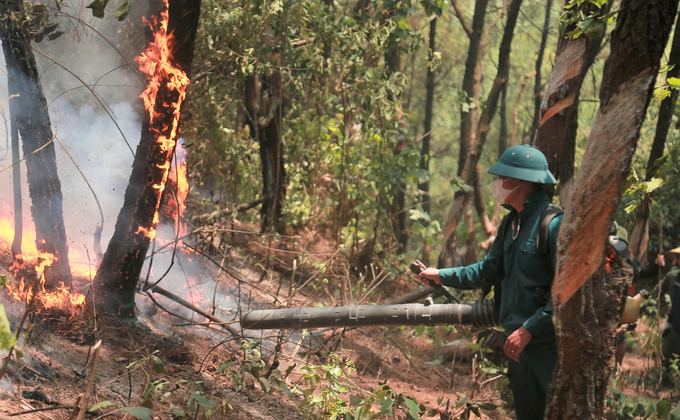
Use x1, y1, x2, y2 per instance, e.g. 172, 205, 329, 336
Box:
148, 285, 239, 338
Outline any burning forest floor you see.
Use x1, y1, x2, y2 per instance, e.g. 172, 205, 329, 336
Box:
0, 237, 677, 420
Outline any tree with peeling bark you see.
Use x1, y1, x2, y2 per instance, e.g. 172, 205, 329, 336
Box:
532, 1, 609, 204
547, 0, 678, 417
93, 0, 201, 317
0, 0, 72, 288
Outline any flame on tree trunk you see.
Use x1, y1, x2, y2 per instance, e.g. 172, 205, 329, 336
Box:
532, 1, 609, 204
547, 1, 678, 417
93, 0, 201, 317
0, 0, 72, 288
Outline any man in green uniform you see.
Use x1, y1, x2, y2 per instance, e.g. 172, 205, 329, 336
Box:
418, 145, 560, 420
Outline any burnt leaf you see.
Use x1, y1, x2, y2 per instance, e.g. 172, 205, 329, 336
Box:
42, 21, 59, 35
47, 30, 64, 41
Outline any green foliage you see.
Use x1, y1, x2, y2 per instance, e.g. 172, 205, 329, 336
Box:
618, 138, 680, 257
0, 305, 15, 351
293, 354, 430, 420
559, 0, 614, 40
294, 353, 355, 419
185, 0, 426, 253
214, 339, 290, 396
621, 169, 665, 214
606, 379, 680, 420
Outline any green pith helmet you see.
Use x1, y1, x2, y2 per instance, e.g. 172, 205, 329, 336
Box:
488, 145, 557, 184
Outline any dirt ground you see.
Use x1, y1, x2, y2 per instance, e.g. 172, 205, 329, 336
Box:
0, 239, 675, 420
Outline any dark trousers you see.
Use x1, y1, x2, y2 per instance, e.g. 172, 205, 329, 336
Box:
507, 337, 557, 420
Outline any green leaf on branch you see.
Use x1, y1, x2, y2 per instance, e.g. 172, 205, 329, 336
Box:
0, 305, 15, 350
404, 397, 421, 419
86, 0, 109, 18
112, 1, 130, 21
642, 177, 664, 193
191, 392, 215, 409
656, 398, 673, 418
89, 401, 114, 411
151, 355, 164, 374
668, 77, 680, 87
119, 407, 155, 420
258, 377, 271, 393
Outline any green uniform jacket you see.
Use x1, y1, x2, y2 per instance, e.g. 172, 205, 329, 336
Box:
439, 189, 561, 342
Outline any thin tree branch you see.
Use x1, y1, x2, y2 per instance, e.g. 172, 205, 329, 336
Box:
451, 0, 473, 37
31, 47, 135, 156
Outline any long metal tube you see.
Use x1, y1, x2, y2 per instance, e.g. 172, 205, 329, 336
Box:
240, 300, 499, 330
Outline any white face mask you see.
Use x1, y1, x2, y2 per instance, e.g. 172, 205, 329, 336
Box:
492, 178, 519, 204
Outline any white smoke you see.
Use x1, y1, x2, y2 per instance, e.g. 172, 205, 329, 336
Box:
0, 0, 145, 258
0, 1, 242, 324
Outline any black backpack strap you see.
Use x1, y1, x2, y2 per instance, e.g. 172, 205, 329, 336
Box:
482, 213, 514, 305
532, 205, 563, 306
537, 205, 564, 270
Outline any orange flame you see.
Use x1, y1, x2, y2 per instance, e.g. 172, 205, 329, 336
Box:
134, 0, 190, 241
0, 217, 96, 279
5, 251, 86, 313
167, 143, 189, 238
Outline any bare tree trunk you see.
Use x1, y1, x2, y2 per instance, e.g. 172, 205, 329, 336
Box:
93, 0, 201, 317
244, 71, 286, 234
470, 0, 522, 239
629, 17, 680, 260
384, 17, 408, 252
498, 84, 508, 158
439, 0, 489, 267
258, 73, 286, 234
532, 1, 609, 204
456, 0, 489, 176
420, 17, 437, 265
548, 1, 678, 417
442, 0, 520, 258
529, 0, 554, 141
0, 0, 72, 288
